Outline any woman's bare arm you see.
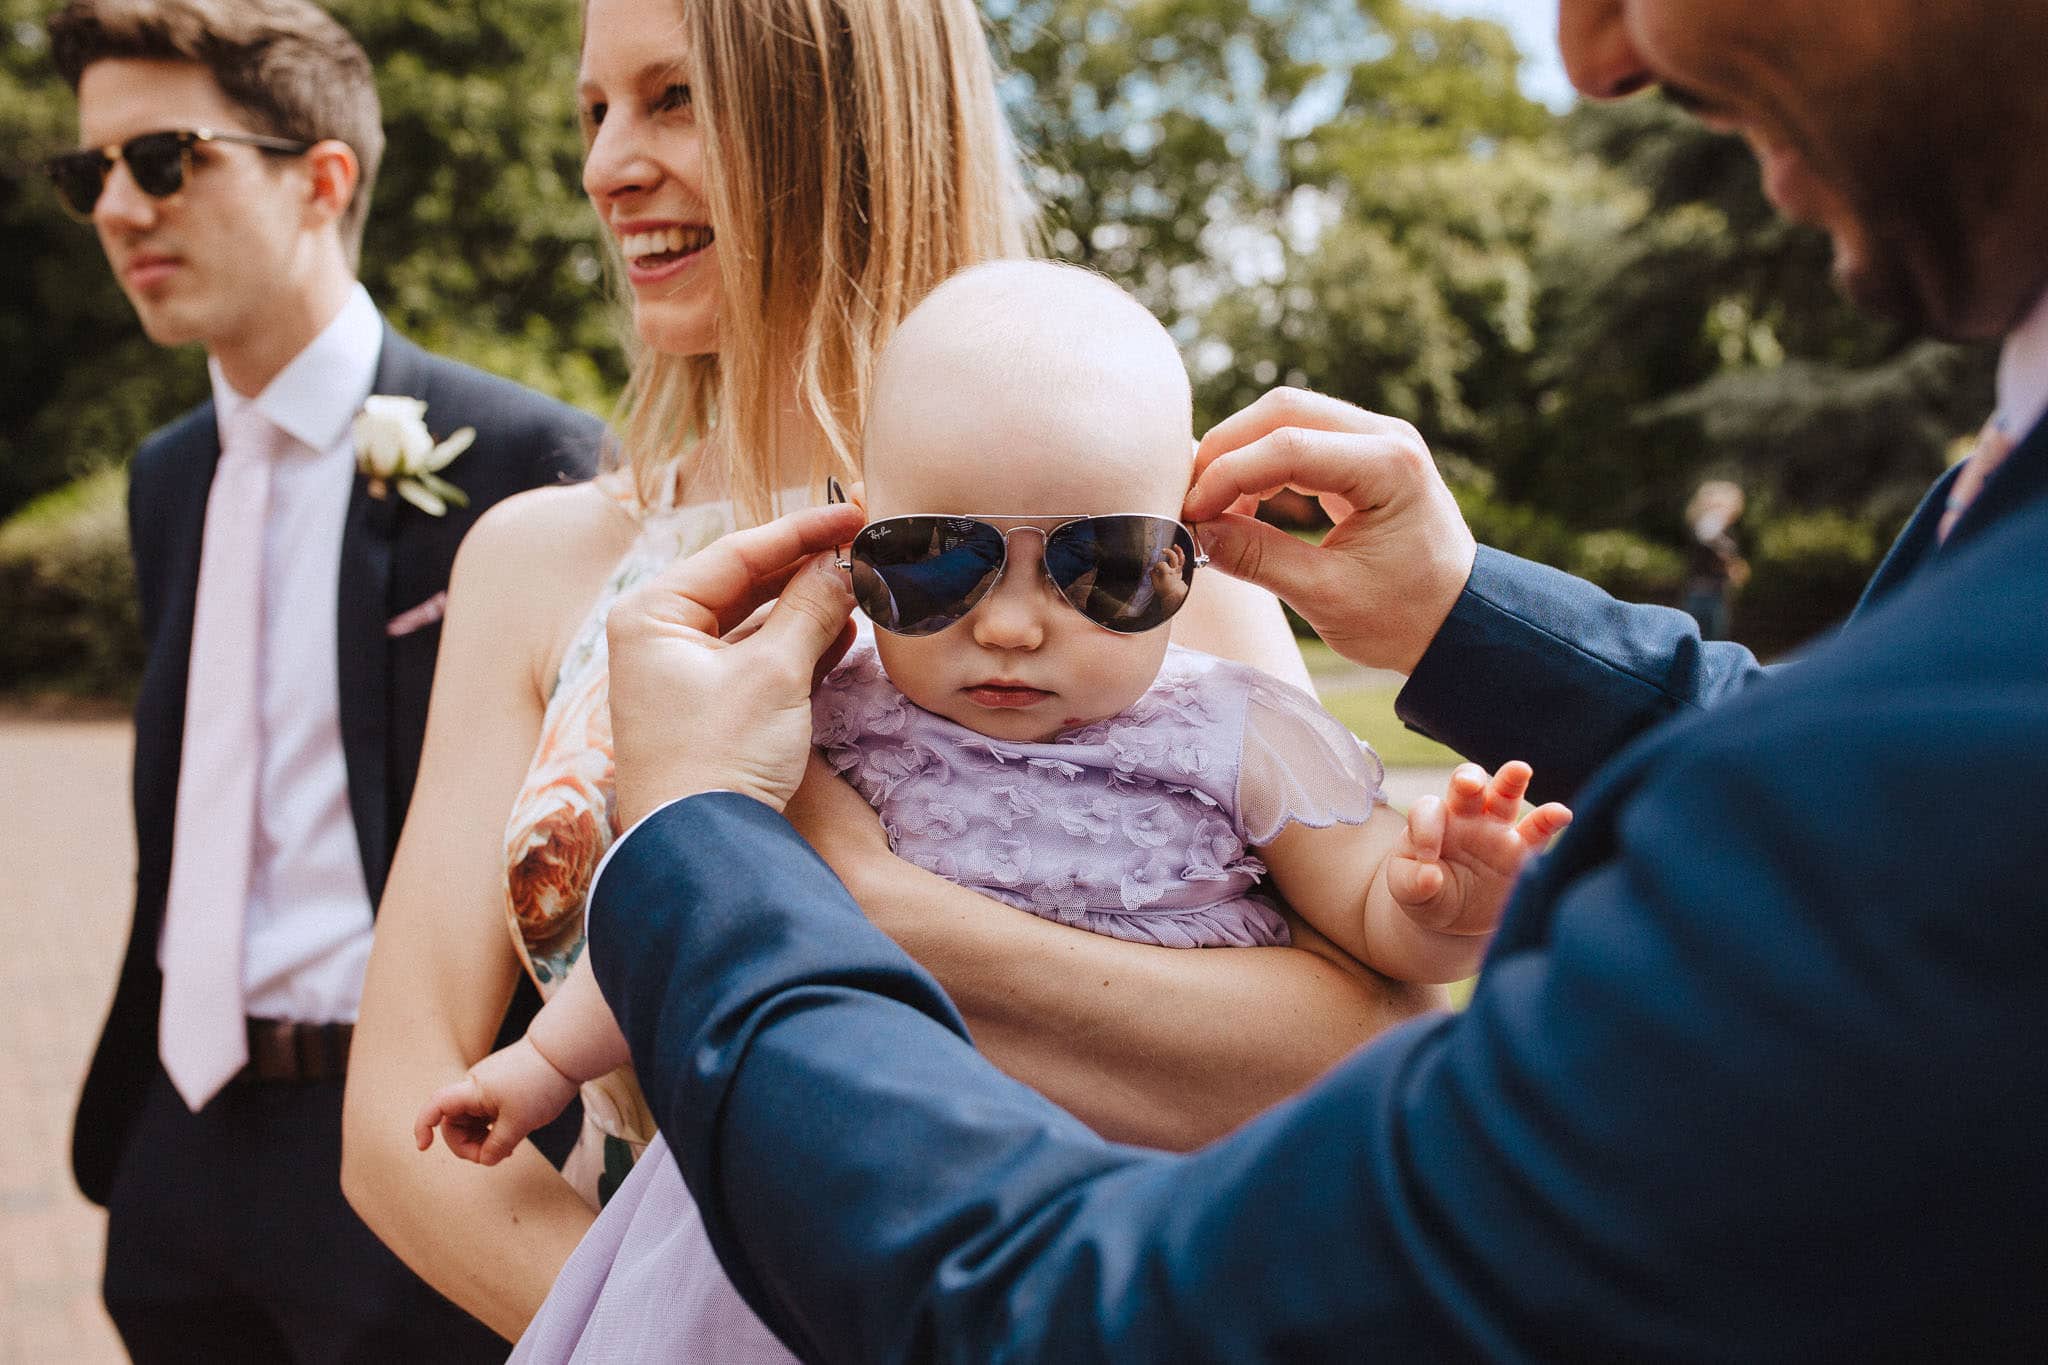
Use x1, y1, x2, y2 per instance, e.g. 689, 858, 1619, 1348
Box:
341, 485, 633, 1340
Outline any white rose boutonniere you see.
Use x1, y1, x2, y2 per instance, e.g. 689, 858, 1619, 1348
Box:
352, 395, 475, 517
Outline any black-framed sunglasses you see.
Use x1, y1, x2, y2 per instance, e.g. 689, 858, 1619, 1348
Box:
45, 127, 314, 220
828, 480, 1205, 637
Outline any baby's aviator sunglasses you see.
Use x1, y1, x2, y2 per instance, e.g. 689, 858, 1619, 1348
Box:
46, 127, 314, 220
828, 479, 1206, 638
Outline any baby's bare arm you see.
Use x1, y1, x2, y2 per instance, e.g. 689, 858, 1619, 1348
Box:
1260, 806, 1452, 976
1263, 764, 1571, 984
413, 959, 630, 1166
526, 955, 632, 1085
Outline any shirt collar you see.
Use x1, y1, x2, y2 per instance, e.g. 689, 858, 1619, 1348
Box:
1996, 285, 2048, 441
210, 284, 383, 453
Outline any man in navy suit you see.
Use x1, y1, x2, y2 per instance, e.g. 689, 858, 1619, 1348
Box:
48, 1, 599, 1357
579, 0, 2048, 1357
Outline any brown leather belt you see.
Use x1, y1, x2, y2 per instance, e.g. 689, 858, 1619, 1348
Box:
243, 1018, 353, 1083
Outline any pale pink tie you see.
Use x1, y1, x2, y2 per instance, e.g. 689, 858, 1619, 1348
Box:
1937, 418, 2016, 542
159, 404, 278, 1110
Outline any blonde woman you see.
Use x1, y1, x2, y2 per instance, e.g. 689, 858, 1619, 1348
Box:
340, 0, 1433, 1344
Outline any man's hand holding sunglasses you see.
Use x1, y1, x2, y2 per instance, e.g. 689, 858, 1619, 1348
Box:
606, 503, 866, 830
1185, 387, 1476, 676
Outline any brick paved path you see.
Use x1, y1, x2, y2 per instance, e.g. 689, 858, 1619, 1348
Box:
1, 715, 129, 1363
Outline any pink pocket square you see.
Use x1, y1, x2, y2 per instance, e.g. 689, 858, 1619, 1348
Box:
386, 591, 448, 638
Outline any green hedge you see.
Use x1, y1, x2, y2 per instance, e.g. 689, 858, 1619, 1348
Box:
1457, 465, 1882, 658
1456, 475, 1686, 605
1731, 509, 1883, 659
0, 467, 141, 699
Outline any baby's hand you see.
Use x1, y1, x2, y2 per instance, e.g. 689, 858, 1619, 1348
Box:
1386, 761, 1572, 937
412, 1036, 580, 1167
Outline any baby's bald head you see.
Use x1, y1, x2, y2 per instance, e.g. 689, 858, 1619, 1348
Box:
864, 261, 1193, 517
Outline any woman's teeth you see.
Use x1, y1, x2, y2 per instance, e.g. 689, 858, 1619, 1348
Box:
621, 225, 714, 263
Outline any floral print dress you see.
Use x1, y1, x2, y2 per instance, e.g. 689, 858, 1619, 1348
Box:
502, 473, 746, 1207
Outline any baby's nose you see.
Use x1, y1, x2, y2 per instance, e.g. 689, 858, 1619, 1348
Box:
969, 535, 1051, 649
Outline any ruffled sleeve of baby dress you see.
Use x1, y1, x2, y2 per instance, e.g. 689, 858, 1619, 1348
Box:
1234, 666, 1387, 847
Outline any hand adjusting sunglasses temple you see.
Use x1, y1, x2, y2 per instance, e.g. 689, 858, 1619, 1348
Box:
825, 477, 1207, 637
46, 128, 315, 219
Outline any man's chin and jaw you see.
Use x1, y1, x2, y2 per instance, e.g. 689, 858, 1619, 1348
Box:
1622, 2, 2045, 342
1742, 119, 2034, 342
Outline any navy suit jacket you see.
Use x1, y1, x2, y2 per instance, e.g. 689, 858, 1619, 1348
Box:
591, 414, 2048, 1360
73, 324, 603, 1207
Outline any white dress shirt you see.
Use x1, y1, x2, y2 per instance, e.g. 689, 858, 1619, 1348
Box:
174, 284, 382, 1023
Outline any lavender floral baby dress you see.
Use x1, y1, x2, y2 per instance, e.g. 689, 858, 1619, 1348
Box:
513, 641, 1383, 1362
814, 639, 1385, 946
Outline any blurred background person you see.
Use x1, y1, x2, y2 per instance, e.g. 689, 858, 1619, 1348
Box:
1680, 479, 1747, 639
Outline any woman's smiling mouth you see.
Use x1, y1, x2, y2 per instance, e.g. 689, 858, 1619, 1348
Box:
617, 223, 715, 283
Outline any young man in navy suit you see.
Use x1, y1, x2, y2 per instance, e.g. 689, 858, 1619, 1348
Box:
581, 0, 2048, 1357
48, 1, 599, 1357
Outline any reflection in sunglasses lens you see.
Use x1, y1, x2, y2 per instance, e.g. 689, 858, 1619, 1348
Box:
1062, 517, 1192, 633
852, 519, 1005, 636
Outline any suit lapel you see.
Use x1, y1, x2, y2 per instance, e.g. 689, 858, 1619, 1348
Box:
335, 324, 427, 903
1852, 463, 1959, 615
1856, 412, 2048, 615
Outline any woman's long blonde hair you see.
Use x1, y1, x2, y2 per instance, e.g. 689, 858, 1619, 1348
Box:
610, 0, 1035, 519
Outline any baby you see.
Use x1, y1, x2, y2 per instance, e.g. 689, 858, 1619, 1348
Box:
416, 260, 1570, 1169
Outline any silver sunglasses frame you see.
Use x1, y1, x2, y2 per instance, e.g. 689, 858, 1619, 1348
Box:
829, 492, 1208, 636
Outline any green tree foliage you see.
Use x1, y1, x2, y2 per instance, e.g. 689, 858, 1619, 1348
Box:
341, 0, 619, 409
1527, 99, 1993, 533
3, 0, 2002, 682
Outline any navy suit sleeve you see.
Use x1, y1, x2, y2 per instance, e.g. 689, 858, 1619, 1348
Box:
1396, 546, 1766, 802
592, 713, 2044, 1361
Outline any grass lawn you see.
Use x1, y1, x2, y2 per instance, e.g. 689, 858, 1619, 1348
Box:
1296, 638, 1460, 768
1319, 686, 1461, 768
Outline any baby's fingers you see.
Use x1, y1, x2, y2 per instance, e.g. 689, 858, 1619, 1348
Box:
1387, 795, 1448, 907
414, 1078, 485, 1153
440, 1116, 496, 1164
476, 1121, 529, 1168
1518, 802, 1574, 852
1485, 761, 1533, 816
1444, 764, 1491, 820
413, 1101, 444, 1152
